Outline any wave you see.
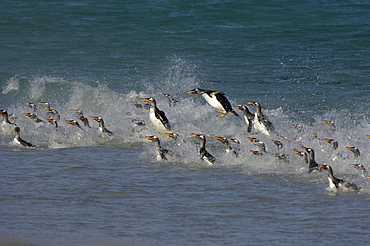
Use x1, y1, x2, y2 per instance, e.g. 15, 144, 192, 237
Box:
1, 61, 370, 194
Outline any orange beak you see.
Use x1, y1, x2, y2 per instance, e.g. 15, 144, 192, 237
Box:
250, 150, 260, 155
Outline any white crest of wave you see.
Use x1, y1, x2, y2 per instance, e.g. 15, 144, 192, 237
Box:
2, 76, 20, 94
2, 58, 370, 194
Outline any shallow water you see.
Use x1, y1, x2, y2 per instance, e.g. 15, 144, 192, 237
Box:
1, 0, 370, 245
2, 145, 370, 245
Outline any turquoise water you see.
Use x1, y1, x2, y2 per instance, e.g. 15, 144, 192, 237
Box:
1, 1, 370, 245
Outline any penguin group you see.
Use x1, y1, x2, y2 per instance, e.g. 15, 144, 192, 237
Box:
142, 88, 368, 194
1, 88, 369, 194
1, 101, 115, 148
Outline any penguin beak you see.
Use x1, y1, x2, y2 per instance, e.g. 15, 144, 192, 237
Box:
293, 150, 302, 155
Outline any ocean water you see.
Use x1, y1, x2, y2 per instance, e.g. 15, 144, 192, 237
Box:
1, 0, 370, 245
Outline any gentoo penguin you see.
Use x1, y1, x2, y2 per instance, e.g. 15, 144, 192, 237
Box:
0, 110, 16, 125
23, 113, 43, 123
141, 97, 171, 133
301, 146, 325, 173
188, 88, 239, 117
318, 164, 361, 193
145, 135, 170, 160
247, 101, 274, 135
235, 105, 254, 132
13, 127, 36, 148
192, 134, 216, 165
214, 136, 239, 156
90, 116, 113, 136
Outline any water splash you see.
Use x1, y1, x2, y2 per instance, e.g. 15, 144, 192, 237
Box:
1, 60, 370, 195
2, 76, 20, 94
